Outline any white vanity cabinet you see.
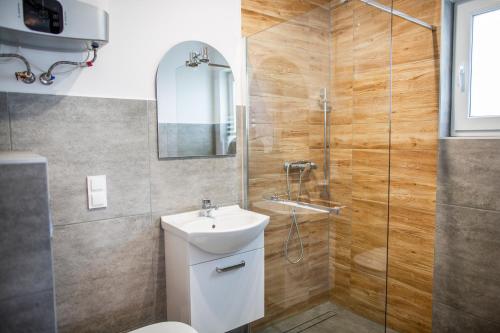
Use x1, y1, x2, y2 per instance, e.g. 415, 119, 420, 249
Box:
161, 206, 268, 333
189, 248, 264, 332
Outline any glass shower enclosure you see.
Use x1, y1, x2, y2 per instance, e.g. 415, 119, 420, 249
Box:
244, 0, 404, 332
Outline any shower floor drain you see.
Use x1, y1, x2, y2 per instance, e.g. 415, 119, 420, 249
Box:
282, 311, 337, 333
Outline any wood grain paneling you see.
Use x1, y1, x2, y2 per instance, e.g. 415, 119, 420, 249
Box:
392, 59, 439, 123
331, 0, 354, 127
242, 8, 284, 38
387, 278, 433, 333
329, 0, 391, 326
388, 206, 435, 294
348, 268, 387, 324
242, 0, 330, 36
330, 261, 351, 302
351, 199, 388, 251
352, 123, 389, 149
244, 1, 440, 332
352, 149, 389, 203
246, 5, 332, 328
328, 1, 439, 332
331, 124, 352, 149
352, 68, 391, 124
389, 150, 437, 211
387, 1, 440, 332
352, 2, 391, 125
390, 120, 439, 151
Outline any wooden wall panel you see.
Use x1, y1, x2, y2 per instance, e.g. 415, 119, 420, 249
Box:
242, 0, 331, 36
329, 0, 391, 326
329, 1, 356, 317
329, 1, 440, 332
246, 6, 332, 329
387, 1, 440, 332
244, 0, 440, 332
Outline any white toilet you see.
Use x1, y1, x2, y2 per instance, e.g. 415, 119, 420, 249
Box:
129, 321, 198, 333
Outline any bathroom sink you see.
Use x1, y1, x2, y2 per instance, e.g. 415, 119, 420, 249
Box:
161, 205, 269, 254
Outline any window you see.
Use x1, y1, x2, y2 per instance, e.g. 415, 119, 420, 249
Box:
452, 0, 500, 136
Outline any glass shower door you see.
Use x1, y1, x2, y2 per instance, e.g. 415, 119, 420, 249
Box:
245, 1, 393, 332
329, 0, 392, 330
246, 4, 334, 331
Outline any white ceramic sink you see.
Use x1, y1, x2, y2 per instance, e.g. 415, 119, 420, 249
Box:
161, 205, 269, 254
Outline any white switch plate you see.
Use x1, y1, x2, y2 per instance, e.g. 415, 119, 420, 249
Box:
87, 175, 107, 209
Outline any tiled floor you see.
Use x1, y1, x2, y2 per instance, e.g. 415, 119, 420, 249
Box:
254, 302, 395, 333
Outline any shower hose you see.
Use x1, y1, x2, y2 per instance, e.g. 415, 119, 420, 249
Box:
284, 164, 306, 264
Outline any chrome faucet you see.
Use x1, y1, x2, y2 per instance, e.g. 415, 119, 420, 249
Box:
200, 199, 219, 218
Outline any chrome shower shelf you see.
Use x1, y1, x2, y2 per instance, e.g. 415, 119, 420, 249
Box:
263, 195, 343, 215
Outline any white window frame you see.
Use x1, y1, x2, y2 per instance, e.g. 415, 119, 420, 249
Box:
452, 0, 500, 136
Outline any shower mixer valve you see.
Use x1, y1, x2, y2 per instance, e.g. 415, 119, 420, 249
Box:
283, 161, 317, 171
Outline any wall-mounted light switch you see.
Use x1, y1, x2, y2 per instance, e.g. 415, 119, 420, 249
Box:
87, 175, 107, 209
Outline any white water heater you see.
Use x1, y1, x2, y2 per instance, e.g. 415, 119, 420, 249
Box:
0, 0, 109, 52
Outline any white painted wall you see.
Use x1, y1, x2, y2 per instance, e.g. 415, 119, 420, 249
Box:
0, 0, 243, 102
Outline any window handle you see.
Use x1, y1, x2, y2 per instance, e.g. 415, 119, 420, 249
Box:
458, 64, 465, 93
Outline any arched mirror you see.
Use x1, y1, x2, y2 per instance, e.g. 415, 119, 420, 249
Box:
156, 41, 236, 159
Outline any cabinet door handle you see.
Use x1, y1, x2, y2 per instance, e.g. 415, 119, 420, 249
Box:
216, 261, 246, 273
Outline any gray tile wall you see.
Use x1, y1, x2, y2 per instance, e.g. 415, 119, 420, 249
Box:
0, 161, 56, 333
0, 93, 241, 333
0, 92, 10, 150
159, 123, 216, 157
433, 138, 500, 332
158, 123, 236, 157
8, 94, 151, 225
